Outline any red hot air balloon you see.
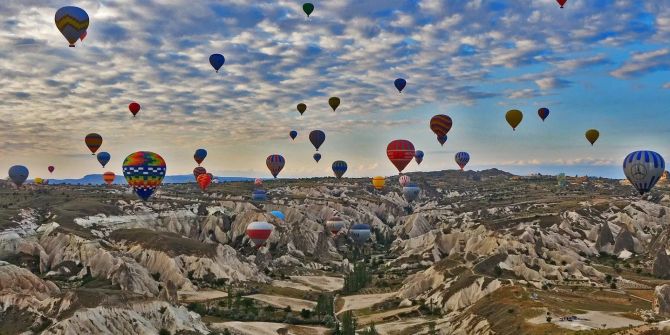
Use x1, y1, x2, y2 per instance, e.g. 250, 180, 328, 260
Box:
48, 166, 55, 174
387, 140, 416, 173
129, 102, 141, 117
193, 167, 206, 179
85, 133, 102, 155
246, 221, 274, 248
103, 171, 115, 185
197, 173, 212, 191
557, 0, 567, 8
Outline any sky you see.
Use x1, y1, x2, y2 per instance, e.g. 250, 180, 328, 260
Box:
1, 0, 669, 179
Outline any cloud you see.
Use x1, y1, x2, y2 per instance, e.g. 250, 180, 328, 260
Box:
610, 48, 670, 78
535, 77, 572, 90
663, 83, 670, 89
506, 88, 538, 99
498, 158, 617, 166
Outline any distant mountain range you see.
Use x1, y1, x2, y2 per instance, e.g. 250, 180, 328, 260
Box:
46, 174, 254, 185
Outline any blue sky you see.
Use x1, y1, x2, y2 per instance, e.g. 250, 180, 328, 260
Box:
0, 0, 669, 179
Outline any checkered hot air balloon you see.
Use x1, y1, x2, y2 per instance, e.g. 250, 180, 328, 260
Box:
122, 151, 166, 201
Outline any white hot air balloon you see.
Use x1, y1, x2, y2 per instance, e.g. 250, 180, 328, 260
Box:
623, 150, 665, 195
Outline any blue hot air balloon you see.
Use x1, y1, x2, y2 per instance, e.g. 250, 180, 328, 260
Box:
394, 78, 407, 93
309, 130, 326, 151
415, 150, 424, 165
538, 107, 550, 122
332, 160, 347, 179
455, 152, 470, 170
623, 150, 666, 195
55, 6, 89, 47
8, 165, 29, 187
209, 54, 225, 73
313, 153, 322, 163
437, 135, 448, 146
252, 189, 268, 201
403, 183, 421, 202
270, 210, 285, 221
194, 149, 207, 166
97, 152, 111, 168
289, 130, 298, 140
350, 224, 371, 244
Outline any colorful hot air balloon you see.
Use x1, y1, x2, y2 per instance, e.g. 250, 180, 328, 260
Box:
8, 165, 29, 187
129, 102, 141, 117
403, 183, 420, 202
437, 135, 448, 146
246, 221, 274, 248
48, 166, 55, 174
372, 176, 385, 190
415, 150, 424, 165
328, 97, 340, 112
538, 107, 550, 122
303, 3, 315, 17
313, 153, 322, 163
309, 130, 326, 151
332, 161, 347, 179
455, 152, 470, 170
387, 140, 416, 173
252, 189, 268, 201
85, 133, 102, 155
193, 167, 206, 179
254, 178, 263, 187
326, 216, 346, 235
55, 6, 89, 47
506, 110, 523, 130
122, 151, 166, 201
266, 155, 285, 178
270, 210, 285, 221
399, 175, 410, 187
394, 78, 407, 93
585, 129, 600, 146
557, 0, 567, 8
623, 151, 665, 195
350, 224, 371, 244
289, 130, 298, 140
209, 54, 225, 73
430, 115, 453, 138
103, 171, 115, 185
194, 149, 207, 166
297, 103, 307, 115
197, 173, 212, 191
97, 152, 111, 168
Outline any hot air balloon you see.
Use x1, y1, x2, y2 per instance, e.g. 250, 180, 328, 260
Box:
297, 103, 307, 115
437, 135, 448, 146
34, 178, 44, 185
557, 0, 567, 8
289, 130, 298, 140
415, 150, 424, 165
309, 130, 326, 151
252, 189, 267, 201
254, 178, 263, 187
48, 166, 54, 174
103, 171, 115, 185
246, 221, 274, 248
97, 152, 111, 168
122, 151, 166, 201
387, 140, 416, 173
270, 210, 285, 221
313, 153, 322, 163
193, 167, 206, 179
585, 129, 600, 146
506, 110, 523, 130
372, 176, 385, 190
394, 78, 407, 93
350, 224, 371, 244
197, 173, 212, 191
326, 216, 346, 235
266, 155, 285, 178
430, 115, 453, 138
129, 102, 141, 117
328, 97, 340, 112
55, 6, 89, 47
303, 3, 314, 17
85, 133, 102, 155
623, 151, 665, 195
455, 152, 470, 170
8, 165, 29, 187
538, 107, 550, 121
194, 149, 207, 166
403, 183, 421, 202
332, 161, 347, 179
209, 54, 225, 73
399, 175, 410, 187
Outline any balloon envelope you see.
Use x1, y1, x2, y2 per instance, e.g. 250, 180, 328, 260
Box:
313, 153, 321, 163
399, 175, 410, 187
585, 129, 600, 145
97, 152, 111, 168
129, 102, 141, 117
289, 130, 298, 140
252, 189, 268, 201
254, 178, 263, 187
538, 107, 550, 121
48, 166, 55, 173
557, 0, 567, 8
623, 150, 665, 195
297, 103, 307, 115
85, 133, 103, 155
122, 151, 166, 201
34, 178, 44, 185
193, 167, 206, 179
350, 224, 371, 244
266, 155, 285, 178
506, 110, 523, 130
372, 176, 385, 190
394, 78, 407, 93
387, 140, 416, 173
455, 152, 470, 170
326, 216, 346, 235
430, 115, 453, 137
328, 97, 340, 111
247, 221, 274, 248
197, 173, 212, 191
209, 54, 225, 73
8, 166, 29, 187
194, 149, 207, 165
415, 150, 424, 165
332, 160, 347, 179
403, 183, 421, 202
437, 135, 448, 146
270, 210, 285, 221
303, 3, 314, 16
309, 130, 326, 151
55, 6, 89, 47
103, 171, 115, 185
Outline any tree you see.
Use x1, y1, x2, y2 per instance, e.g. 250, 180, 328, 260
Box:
341, 310, 357, 335
158, 329, 171, 335
300, 308, 312, 319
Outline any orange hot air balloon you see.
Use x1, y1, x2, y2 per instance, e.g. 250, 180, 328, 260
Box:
197, 173, 212, 191
103, 171, 115, 185
372, 176, 385, 190
505, 109, 523, 130
430, 115, 453, 137
85, 133, 103, 155
585, 129, 600, 146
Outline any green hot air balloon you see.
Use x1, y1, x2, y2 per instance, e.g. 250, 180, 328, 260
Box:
303, 3, 314, 17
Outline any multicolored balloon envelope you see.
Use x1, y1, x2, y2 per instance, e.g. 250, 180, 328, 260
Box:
254, 178, 263, 187
197, 173, 212, 191
372, 176, 385, 190
415, 150, 424, 165
623, 150, 665, 195
122, 151, 166, 201
313, 153, 322, 163
266, 154, 285, 178
252, 189, 267, 201
246, 221, 274, 248
103, 171, 115, 185
194, 149, 207, 165
332, 160, 347, 179
97, 152, 111, 167
399, 175, 410, 187
430, 115, 453, 137
455, 152, 470, 170
193, 166, 206, 179
8, 165, 29, 187
326, 216, 346, 235
403, 183, 420, 202
85, 133, 102, 155
270, 210, 285, 221
350, 224, 371, 244
387, 139, 416, 173
309, 130, 326, 151
55, 6, 89, 47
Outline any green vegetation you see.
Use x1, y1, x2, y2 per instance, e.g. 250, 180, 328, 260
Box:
343, 262, 372, 294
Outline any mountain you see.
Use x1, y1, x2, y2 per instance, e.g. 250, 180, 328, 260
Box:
46, 174, 254, 185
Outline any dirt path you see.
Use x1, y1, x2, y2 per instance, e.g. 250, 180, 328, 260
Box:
357, 306, 420, 326
527, 310, 644, 330
373, 317, 430, 335
210, 321, 329, 335
178, 290, 227, 303
246, 294, 316, 311
337, 292, 396, 314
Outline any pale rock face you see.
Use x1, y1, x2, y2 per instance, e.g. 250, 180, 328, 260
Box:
0, 261, 60, 300
654, 284, 670, 316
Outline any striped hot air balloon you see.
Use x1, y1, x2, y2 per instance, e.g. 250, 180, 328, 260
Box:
326, 216, 346, 235
387, 140, 415, 173
455, 152, 470, 170
266, 154, 285, 178
399, 175, 410, 187
103, 171, 115, 185
254, 178, 263, 187
122, 151, 166, 201
85, 133, 102, 155
55, 6, 89, 47
197, 173, 212, 191
246, 221, 274, 248
430, 115, 453, 137
332, 161, 347, 179
623, 150, 665, 195
350, 224, 371, 244
403, 183, 421, 202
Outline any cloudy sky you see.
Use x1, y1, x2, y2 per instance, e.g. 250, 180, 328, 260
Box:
1, 0, 669, 179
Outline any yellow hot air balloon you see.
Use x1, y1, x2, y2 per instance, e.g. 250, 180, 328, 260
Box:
34, 178, 44, 185
585, 129, 600, 146
505, 109, 523, 130
372, 176, 385, 190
